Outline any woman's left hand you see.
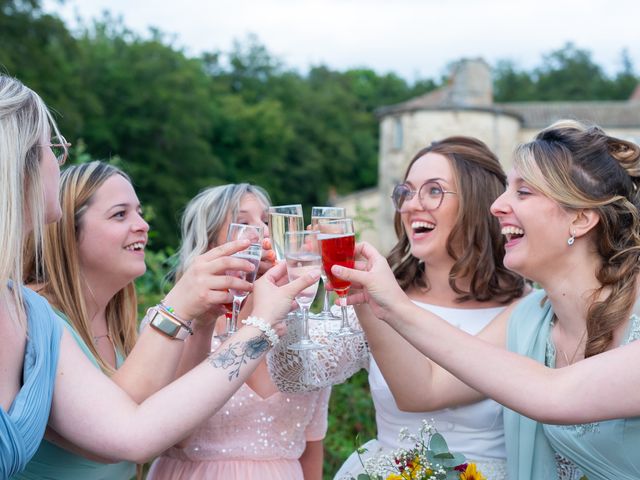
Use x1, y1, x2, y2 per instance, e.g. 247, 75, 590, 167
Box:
251, 262, 320, 328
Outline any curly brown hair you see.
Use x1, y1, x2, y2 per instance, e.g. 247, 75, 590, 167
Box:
386, 136, 525, 304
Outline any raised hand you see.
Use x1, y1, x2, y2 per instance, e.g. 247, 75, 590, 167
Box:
250, 262, 321, 329
329, 241, 411, 323
163, 239, 256, 321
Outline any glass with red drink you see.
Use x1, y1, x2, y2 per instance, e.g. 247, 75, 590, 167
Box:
310, 206, 346, 321
318, 218, 362, 336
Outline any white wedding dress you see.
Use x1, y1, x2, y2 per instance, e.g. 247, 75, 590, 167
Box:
334, 301, 509, 480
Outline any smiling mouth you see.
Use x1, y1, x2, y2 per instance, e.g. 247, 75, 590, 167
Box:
124, 242, 145, 252
411, 221, 435, 234
501, 226, 525, 242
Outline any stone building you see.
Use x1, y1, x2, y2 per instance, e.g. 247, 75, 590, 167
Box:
337, 58, 640, 253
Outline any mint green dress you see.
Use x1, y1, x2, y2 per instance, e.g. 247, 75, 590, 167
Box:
506, 289, 640, 480
14, 312, 135, 480
1, 287, 62, 479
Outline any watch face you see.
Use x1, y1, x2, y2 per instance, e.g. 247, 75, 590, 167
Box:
150, 309, 182, 338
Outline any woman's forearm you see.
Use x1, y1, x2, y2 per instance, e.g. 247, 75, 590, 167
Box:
387, 300, 640, 423
111, 326, 186, 403
49, 325, 279, 462
174, 318, 217, 378
363, 302, 486, 411
299, 440, 324, 480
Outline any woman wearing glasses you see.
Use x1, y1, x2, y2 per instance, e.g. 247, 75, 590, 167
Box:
147, 185, 331, 480
0, 74, 319, 479
333, 121, 640, 479
335, 137, 526, 480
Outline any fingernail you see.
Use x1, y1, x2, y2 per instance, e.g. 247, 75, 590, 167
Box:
332, 265, 343, 275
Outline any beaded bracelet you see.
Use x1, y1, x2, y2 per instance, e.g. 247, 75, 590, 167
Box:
241, 316, 279, 347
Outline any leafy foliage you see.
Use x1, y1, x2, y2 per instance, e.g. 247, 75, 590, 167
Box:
494, 42, 638, 102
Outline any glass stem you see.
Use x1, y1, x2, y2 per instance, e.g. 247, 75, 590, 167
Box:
300, 306, 310, 342
230, 297, 243, 334
339, 296, 349, 330
321, 277, 331, 313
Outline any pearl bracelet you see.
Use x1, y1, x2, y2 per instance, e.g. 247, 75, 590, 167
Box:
241, 316, 279, 347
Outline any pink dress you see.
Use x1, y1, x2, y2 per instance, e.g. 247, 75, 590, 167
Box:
147, 382, 331, 480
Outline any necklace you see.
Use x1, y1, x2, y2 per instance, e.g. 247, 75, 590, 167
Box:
557, 325, 588, 366
93, 332, 111, 343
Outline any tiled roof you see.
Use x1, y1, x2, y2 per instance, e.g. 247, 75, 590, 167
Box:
378, 84, 640, 128
496, 101, 640, 128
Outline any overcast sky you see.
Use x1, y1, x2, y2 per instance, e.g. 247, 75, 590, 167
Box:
44, 0, 640, 82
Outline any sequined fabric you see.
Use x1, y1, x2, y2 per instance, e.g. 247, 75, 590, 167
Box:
157, 384, 330, 461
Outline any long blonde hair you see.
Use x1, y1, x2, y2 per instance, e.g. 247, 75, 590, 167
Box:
515, 120, 640, 357
175, 183, 271, 276
26, 161, 138, 374
0, 75, 63, 326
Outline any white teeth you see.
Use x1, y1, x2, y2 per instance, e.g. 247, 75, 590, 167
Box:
124, 242, 145, 251
501, 226, 525, 236
411, 221, 435, 230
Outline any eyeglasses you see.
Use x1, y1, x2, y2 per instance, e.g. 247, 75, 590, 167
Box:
391, 180, 457, 212
39, 135, 71, 165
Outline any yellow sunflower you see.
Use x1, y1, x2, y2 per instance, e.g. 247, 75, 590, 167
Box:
459, 463, 487, 480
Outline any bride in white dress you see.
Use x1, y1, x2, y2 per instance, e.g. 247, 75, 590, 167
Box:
334, 136, 527, 480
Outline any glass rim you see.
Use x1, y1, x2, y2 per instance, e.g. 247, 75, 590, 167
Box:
268, 204, 303, 211
227, 222, 264, 231
315, 217, 353, 224
285, 230, 318, 236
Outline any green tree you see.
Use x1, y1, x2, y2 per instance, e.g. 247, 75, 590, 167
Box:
493, 60, 537, 102
72, 16, 223, 247
534, 42, 610, 100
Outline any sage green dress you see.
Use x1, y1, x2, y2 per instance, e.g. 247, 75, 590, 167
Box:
505, 289, 640, 480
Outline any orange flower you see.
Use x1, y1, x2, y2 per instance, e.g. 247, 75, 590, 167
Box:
459, 463, 487, 480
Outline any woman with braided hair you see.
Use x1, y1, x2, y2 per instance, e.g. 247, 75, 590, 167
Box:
333, 120, 640, 480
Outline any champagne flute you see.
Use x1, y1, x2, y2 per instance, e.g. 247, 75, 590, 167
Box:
220, 223, 263, 339
310, 206, 346, 321
285, 231, 325, 350
268, 204, 304, 262
318, 218, 361, 337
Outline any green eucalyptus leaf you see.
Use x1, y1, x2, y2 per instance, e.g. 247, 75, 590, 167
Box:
429, 433, 450, 454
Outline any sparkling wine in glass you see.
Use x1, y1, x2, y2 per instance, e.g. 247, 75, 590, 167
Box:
268, 204, 304, 262
220, 223, 263, 339
310, 207, 346, 321
285, 231, 325, 351
318, 218, 361, 337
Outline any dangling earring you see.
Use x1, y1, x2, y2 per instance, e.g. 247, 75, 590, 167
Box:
567, 230, 576, 246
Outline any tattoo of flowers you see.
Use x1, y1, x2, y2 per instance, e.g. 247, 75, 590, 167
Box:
208, 335, 271, 380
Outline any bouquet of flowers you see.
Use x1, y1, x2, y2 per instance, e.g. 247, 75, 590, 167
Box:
352, 420, 486, 480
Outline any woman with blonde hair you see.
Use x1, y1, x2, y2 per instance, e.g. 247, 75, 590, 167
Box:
0, 74, 318, 479
333, 120, 640, 480
148, 184, 331, 480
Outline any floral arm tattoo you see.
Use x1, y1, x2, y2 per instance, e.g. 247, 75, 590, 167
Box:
208, 334, 271, 381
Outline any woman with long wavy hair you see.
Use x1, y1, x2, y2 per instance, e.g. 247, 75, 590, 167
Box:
333, 121, 640, 480
335, 137, 526, 480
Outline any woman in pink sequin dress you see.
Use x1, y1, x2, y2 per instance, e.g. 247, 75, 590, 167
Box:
147, 184, 330, 480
